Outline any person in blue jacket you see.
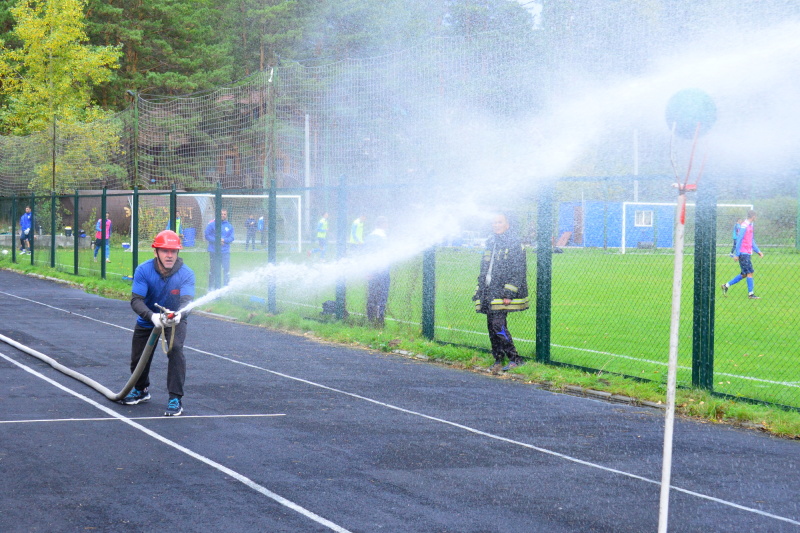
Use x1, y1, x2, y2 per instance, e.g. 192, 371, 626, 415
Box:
122, 230, 195, 416
204, 208, 235, 289
19, 205, 33, 254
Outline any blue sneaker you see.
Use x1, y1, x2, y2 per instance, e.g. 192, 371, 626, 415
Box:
121, 387, 150, 405
165, 397, 183, 416
502, 361, 523, 372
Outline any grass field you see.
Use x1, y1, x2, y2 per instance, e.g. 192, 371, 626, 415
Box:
15, 241, 800, 410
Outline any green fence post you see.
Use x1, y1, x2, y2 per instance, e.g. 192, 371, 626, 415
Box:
796, 176, 800, 251
169, 184, 177, 232
132, 186, 139, 275
11, 195, 17, 263
100, 187, 107, 279
50, 191, 56, 268
692, 178, 717, 390
28, 194, 35, 263
73, 190, 79, 275
536, 185, 554, 364
130, 91, 139, 187
268, 179, 277, 314
211, 183, 222, 291
335, 175, 348, 320
422, 246, 436, 340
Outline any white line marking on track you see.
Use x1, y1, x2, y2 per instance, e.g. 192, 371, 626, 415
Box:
187, 345, 800, 527
0, 351, 351, 533
0, 414, 285, 424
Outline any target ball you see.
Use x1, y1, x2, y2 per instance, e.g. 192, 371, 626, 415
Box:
665, 88, 716, 139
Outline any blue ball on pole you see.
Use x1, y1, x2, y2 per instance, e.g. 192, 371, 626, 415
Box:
665, 88, 717, 139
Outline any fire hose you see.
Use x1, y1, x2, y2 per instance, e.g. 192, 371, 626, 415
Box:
0, 305, 179, 402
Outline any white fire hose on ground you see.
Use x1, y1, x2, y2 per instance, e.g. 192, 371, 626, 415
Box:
0, 306, 179, 402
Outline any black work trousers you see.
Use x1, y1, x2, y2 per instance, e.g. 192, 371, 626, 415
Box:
486, 311, 521, 363
130, 322, 187, 398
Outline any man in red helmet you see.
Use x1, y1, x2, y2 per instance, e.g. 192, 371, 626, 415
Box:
122, 230, 195, 416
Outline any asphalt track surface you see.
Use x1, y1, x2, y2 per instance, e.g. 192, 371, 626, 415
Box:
0, 269, 798, 533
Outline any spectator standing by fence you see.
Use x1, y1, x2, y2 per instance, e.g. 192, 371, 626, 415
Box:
19, 205, 33, 255
204, 209, 235, 289
365, 216, 390, 327
94, 213, 112, 262
245, 214, 257, 250
472, 213, 529, 373
349, 214, 366, 252
258, 214, 266, 248
311, 212, 329, 259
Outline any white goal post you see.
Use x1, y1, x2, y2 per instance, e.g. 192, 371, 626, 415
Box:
621, 202, 753, 254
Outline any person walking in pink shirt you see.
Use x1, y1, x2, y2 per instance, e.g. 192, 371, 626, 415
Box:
721, 210, 763, 299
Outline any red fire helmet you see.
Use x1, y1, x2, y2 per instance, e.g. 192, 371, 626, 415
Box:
151, 230, 182, 250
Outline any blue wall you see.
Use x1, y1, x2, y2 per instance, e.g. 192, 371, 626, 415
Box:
558, 202, 675, 249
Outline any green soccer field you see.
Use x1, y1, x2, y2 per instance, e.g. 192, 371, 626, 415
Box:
400, 247, 800, 409
34, 242, 800, 409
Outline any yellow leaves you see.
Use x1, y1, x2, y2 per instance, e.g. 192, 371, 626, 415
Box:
0, 0, 121, 135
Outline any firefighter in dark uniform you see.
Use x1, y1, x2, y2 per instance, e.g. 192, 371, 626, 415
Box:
473, 213, 529, 373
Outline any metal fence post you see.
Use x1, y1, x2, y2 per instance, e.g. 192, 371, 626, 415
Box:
100, 188, 107, 279
692, 177, 717, 390
132, 186, 139, 274
169, 184, 177, 232
536, 185, 554, 364
335, 175, 348, 320
50, 191, 56, 268
28, 194, 35, 263
73, 190, 80, 275
268, 179, 277, 314
211, 183, 222, 290
11, 195, 17, 262
422, 246, 436, 340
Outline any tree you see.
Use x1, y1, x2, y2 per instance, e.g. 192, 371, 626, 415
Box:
85, 0, 232, 101
0, 0, 121, 134
224, 0, 308, 79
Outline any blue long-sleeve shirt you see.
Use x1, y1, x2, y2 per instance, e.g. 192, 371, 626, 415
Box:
204, 219, 235, 253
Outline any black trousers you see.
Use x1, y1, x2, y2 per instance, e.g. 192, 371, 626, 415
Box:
367, 273, 390, 327
487, 311, 521, 363
130, 322, 187, 398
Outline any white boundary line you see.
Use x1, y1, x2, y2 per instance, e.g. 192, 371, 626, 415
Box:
0, 351, 351, 533
0, 414, 285, 424
2, 291, 800, 526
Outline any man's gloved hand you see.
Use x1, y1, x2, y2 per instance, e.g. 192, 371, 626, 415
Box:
163, 311, 181, 328
23, 228, 29, 235
151, 313, 165, 329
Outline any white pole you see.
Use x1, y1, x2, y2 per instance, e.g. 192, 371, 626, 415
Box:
658, 190, 687, 533
297, 196, 303, 254
633, 129, 639, 202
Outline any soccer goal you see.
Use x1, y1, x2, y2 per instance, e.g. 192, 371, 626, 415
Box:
620, 202, 753, 254
130, 192, 303, 253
